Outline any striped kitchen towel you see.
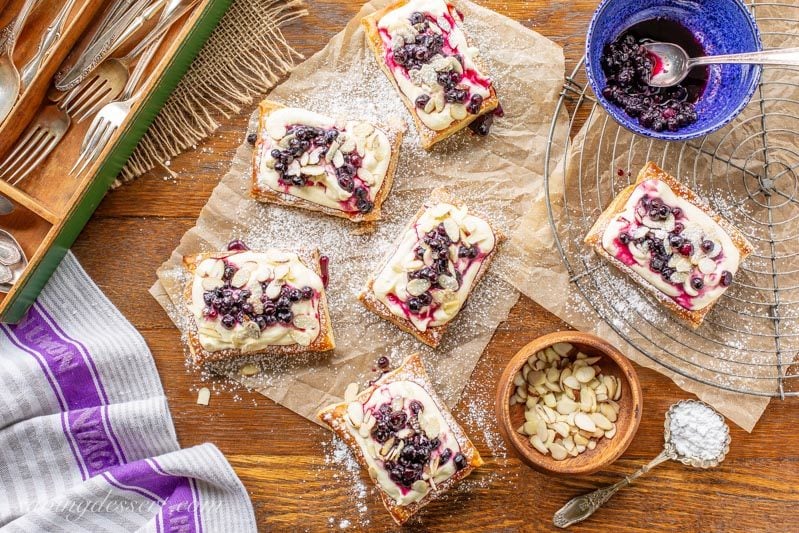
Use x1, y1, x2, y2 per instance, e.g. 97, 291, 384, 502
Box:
0, 253, 256, 532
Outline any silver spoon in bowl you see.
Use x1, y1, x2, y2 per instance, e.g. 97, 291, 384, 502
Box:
644, 41, 799, 87
552, 400, 731, 528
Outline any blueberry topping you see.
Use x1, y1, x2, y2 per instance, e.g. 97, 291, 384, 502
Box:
415, 94, 431, 109
453, 452, 468, 470
720, 270, 733, 287
247, 133, 258, 145
690, 277, 704, 290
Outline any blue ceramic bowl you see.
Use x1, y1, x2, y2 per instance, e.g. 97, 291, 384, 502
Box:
585, 0, 762, 141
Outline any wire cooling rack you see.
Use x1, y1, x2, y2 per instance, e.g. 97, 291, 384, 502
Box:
544, 2, 799, 398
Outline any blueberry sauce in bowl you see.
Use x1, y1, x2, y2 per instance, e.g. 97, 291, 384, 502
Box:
585, 0, 762, 141
601, 20, 705, 133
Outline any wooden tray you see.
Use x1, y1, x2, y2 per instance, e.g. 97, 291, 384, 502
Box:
0, 0, 232, 323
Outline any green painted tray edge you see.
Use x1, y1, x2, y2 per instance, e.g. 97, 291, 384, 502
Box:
1, 0, 234, 324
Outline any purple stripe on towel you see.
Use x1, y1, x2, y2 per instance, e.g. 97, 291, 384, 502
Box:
5, 305, 127, 477
103, 459, 202, 533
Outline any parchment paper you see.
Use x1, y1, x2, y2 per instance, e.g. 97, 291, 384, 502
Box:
150, 0, 567, 423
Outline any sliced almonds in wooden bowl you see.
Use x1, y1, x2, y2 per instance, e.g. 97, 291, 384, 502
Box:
495, 331, 643, 476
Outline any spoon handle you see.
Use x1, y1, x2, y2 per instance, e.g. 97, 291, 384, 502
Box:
552, 450, 672, 528
20, 0, 78, 90
5, 0, 40, 52
689, 46, 799, 67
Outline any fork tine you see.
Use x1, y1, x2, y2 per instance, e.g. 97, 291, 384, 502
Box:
5, 132, 52, 185
75, 123, 117, 178
73, 85, 115, 124
9, 133, 57, 186
63, 76, 106, 115
0, 128, 46, 178
0, 125, 41, 174
71, 119, 109, 176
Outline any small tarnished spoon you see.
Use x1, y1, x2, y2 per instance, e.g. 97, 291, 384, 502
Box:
0, 229, 22, 265
553, 400, 731, 528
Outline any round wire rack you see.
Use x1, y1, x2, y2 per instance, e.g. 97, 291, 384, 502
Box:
544, 2, 799, 398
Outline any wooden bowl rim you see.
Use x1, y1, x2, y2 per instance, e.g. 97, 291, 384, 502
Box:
494, 331, 643, 476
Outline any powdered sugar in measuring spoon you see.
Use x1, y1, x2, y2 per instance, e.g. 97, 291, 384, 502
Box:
553, 400, 731, 528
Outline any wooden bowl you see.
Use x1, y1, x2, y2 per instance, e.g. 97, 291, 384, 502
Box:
495, 331, 643, 476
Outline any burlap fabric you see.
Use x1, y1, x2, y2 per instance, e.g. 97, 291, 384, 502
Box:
117, 0, 307, 185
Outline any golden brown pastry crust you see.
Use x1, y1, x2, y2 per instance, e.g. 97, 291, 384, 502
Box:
359, 200, 504, 347
317, 353, 483, 525
584, 161, 754, 328
361, 0, 499, 150
182, 249, 335, 364
250, 100, 404, 222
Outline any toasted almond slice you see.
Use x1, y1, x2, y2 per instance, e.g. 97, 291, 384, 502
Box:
202, 277, 224, 291
513, 372, 526, 387
530, 435, 549, 455
347, 402, 363, 427
289, 329, 313, 346
196, 387, 211, 406
239, 364, 260, 377
556, 396, 578, 415
590, 412, 613, 431
293, 314, 317, 330
274, 264, 290, 280
551, 421, 570, 438
574, 412, 597, 432
407, 278, 431, 296
265, 280, 283, 300
343, 382, 359, 402
587, 439, 597, 450
231, 268, 252, 288
549, 442, 568, 461
575, 366, 596, 383
438, 274, 458, 291
523, 420, 538, 435
563, 375, 581, 390
552, 342, 573, 356
605, 424, 617, 439
527, 370, 546, 386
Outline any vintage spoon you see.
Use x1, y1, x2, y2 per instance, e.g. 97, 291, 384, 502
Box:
644, 41, 799, 87
0, 0, 40, 123
553, 400, 731, 528
0, 228, 26, 289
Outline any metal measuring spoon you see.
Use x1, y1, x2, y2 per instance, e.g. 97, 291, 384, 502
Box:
553, 400, 731, 528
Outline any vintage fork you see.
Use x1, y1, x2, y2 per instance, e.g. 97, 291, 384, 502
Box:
70, 40, 163, 177
0, 77, 122, 185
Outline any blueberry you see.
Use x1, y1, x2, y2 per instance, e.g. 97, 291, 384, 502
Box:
221, 314, 236, 329
409, 11, 425, 25
701, 240, 714, 253
203, 292, 214, 306
409, 400, 423, 415
301, 286, 314, 300
453, 453, 468, 470
618, 232, 631, 245
467, 94, 483, 114
337, 175, 354, 192
720, 270, 733, 287
356, 198, 374, 214
691, 277, 704, 290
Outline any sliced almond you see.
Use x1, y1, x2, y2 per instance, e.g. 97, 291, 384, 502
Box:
289, 329, 313, 346
231, 268, 252, 288
438, 274, 458, 291
196, 387, 211, 406
208, 260, 224, 279
265, 280, 283, 300
574, 412, 597, 432
549, 442, 568, 461
347, 402, 364, 427
293, 314, 317, 330
240, 364, 260, 377
202, 277, 224, 291
407, 278, 431, 296
552, 342, 573, 356
530, 435, 549, 455
574, 366, 596, 383
590, 412, 613, 431
343, 382, 359, 402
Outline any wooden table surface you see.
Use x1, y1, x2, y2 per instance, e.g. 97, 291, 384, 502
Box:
70, 1, 799, 531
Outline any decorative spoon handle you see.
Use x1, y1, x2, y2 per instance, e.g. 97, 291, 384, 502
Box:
689, 46, 799, 67
20, 0, 78, 90
553, 450, 672, 528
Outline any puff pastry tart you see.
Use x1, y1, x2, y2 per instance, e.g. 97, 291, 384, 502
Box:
362, 0, 499, 149
251, 100, 404, 222
585, 162, 754, 328
317, 353, 483, 525
360, 201, 502, 347
183, 243, 335, 363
